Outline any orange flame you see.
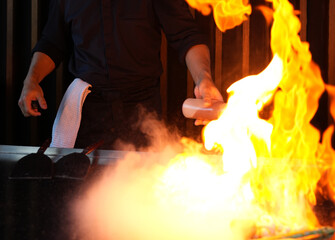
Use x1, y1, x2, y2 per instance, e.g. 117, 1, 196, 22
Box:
201, 0, 326, 235
185, 0, 252, 32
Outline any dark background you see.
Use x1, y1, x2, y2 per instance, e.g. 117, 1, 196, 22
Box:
0, 0, 332, 146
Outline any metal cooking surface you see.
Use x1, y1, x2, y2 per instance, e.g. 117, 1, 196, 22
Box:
1, 145, 335, 240
0, 144, 151, 240
0, 144, 148, 165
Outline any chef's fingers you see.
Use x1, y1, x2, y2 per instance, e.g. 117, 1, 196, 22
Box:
194, 119, 210, 126
18, 95, 47, 117
18, 80, 48, 117
29, 99, 41, 116
194, 78, 223, 106
202, 86, 223, 106
31, 100, 39, 110
28, 95, 47, 116
193, 79, 223, 125
19, 97, 41, 117
201, 90, 215, 107
37, 96, 48, 110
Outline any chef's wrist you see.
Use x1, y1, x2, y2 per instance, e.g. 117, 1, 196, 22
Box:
23, 73, 41, 86
196, 75, 214, 88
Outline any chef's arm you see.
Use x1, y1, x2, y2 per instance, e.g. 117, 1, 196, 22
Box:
185, 44, 223, 104
18, 52, 55, 117
185, 44, 223, 124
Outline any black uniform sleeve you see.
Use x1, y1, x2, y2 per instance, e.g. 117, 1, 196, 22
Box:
32, 0, 69, 67
153, 0, 208, 63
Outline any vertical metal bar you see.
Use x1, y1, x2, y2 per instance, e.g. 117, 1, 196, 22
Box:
185, 7, 196, 132
160, 32, 168, 120
299, 0, 307, 41
30, 0, 39, 144
329, 0, 335, 125
5, 0, 14, 143
186, 7, 195, 98
215, 27, 223, 92
4, 1, 15, 230
329, 0, 335, 86
187, 6, 196, 98
242, 19, 250, 77
31, 0, 38, 48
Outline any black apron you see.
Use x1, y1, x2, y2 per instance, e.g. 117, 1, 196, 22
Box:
74, 81, 162, 150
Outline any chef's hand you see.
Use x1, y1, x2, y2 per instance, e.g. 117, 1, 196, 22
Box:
18, 78, 47, 117
185, 44, 223, 125
194, 78, 223, 125
18, 52, 55, 117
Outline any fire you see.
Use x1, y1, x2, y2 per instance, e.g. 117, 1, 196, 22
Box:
161, 0, 327, 236
202, 0, 326, 235
185, 0, 251, 32
72, 0, 335, 239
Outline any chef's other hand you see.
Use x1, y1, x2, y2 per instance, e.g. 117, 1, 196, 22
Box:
18, 78, 47, 117
194, 78, 223, 125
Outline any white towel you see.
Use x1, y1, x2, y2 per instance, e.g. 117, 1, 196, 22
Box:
50, 78, 92, 148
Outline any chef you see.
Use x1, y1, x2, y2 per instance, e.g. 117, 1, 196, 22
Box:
18, 0, 223, 149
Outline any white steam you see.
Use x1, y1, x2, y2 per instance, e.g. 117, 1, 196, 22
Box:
70, 114, 257, 240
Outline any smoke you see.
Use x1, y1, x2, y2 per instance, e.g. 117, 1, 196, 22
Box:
112, 107, 183, 152
69, 113, 256, 240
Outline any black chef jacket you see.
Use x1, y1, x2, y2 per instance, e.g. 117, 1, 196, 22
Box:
34, 0, 207, 93
33, 0, 208, 149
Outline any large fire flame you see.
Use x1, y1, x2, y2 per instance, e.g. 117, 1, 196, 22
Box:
203, 0, 326, 232
185, 0, 251, 32
72, 0, 334, 239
